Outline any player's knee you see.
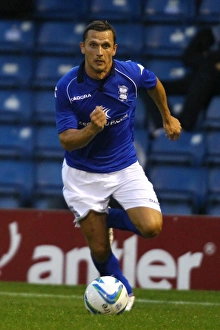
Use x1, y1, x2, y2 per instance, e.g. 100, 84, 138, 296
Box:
141, 214, 163, 238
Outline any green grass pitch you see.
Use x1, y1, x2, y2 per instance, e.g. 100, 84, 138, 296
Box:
0, 282, 219, 330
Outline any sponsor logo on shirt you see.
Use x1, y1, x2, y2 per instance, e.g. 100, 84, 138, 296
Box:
79, 113, 128, 127
70, 94, 92, 101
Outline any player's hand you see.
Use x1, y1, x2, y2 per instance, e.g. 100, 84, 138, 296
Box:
163, 116, 182, 141
90, 106, 107, 132
215, 62, 220, 71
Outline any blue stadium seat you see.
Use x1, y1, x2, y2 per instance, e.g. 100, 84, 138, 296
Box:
149, 131, 205, 167
167, 95, 185, 117
206, 167, 220, 215
0, 55, 33, 87
0, 124, 34, 159
204, 96, 220, 130
36, 22, 86, 55
34, 0, 88, 19
0, 20, 35, 53
33, 90, 55, 124
33, 161, 63, 209
135, 96, 147, 129
35, 126, 64, 160
144, 24, 197, 58
33, 56, 81, 89
205, 203, 220, 216
198, 0, 220, 24
34, 161, 63, 194
0, 90, 33, 124
113, 23, 144, 56
134, 128, 149, 169
89, 0, 141, 21
0, 160, 34, 206
144, 0, 196, 23
205, 132, 220, 166
158, 200, 194, 215
32, 195, 67, 210
148, 165, 207, 214
144, 59, 189, 83
0, 196, 21, 209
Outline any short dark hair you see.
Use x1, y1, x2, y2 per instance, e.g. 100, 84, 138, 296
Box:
83, 20, 116, 44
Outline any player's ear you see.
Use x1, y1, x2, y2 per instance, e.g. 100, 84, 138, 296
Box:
112, 44, 118, 56
80, 42, 85, 54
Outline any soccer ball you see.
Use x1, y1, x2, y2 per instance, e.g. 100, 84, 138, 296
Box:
84, 276, 129, 315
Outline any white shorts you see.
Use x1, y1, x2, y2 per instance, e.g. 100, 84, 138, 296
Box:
62, 159, 161, 225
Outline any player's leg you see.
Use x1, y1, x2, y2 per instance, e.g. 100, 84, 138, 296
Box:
107, 208, 142, 236
126, 206, 162, 238
110, 163, 162, 310
80, 210, 133, 295
113, 161, 162, 239
61, 162, 133, 297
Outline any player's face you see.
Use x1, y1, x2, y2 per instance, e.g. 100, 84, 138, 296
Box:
80, 29, 117, 79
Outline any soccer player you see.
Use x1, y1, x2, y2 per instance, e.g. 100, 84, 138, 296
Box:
55, 20, 181, 311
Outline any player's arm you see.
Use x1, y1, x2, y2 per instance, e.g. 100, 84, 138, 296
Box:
59, 106, 106, 151
147, 77, 182, 140
148, 78, 182, 141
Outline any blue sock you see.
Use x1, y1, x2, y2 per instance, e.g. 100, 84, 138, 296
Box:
107, 208, 142, 236
92, 251, 133, 295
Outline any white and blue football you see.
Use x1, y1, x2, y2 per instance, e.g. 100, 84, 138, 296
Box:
84, 276, 128, 315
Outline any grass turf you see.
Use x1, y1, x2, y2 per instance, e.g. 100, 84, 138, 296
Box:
0, 281, 219, 330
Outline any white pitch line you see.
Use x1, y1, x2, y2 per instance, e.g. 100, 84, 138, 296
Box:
0, 291, 219, 307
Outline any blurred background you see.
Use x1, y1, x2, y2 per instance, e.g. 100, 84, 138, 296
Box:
0, 0, 220, 216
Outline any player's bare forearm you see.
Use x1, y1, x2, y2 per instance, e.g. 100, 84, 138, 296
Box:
147, 77, 171, 121
147, 77, 182, 140
58, 126, 97, 151
59, 106, 107, 151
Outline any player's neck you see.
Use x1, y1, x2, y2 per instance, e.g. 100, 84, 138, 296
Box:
85, 63, 113, 80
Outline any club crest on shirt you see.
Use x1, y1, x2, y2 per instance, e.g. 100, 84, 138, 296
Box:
118, 85, 128, 102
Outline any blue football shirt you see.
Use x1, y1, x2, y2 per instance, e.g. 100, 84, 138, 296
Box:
55, 59, 157, 173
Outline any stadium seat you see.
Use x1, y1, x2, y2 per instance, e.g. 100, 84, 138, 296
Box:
89, 0, 141, 21
33, 56, 81, 89
112, 23, 144, 56
34, 0, 88, 20
203, 96, 220, 130
0, 20, 35, 53
205, 203, 220, 216
33, 160, 63, 209
34, 160, 63, 194
0, 55, 33, 87
205, 132, 220, 166
144, 59, 189, 83
135, 95, 147, 129
158, 200, 194, 215
148, 165, 207, 214
143, 0, 196, 23
0, 159, 34, 207
32, 195, 67, 210
0, 196, 21, 209
149, 131, 205, 167
35, 126, 64, 160
0, 90, 33, 124
198, 0, 220, 24
205, 167, 220, 215
144, 24, 197, 58
33, 90, 55, 124
134, 128, 149, 169
167, 95, 185, 117
0, 124, 34, 159
36, 22, 86, 55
